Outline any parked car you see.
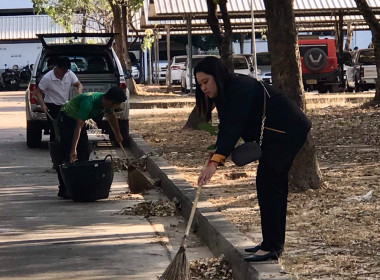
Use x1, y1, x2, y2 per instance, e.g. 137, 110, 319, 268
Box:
129, 52, 142, 84
25, 33, 131, 148
346, 48, 377, 92
180, 54, 252, 93
233, 54, 253, 76
166, 55, 187, 84
299, 38, 339, 93
255, 52, 272, 84
152, 60, 168, 84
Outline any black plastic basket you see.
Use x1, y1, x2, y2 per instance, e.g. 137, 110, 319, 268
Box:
59, 155, 114, 202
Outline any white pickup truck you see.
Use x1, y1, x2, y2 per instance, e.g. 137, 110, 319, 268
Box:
346, 48, 377, 92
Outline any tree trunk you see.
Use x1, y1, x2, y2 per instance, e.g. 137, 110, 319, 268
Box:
206, 0, 233, 69
183, 106, 207, 129
122, 5, 136, 95
218, 0, 233, 69
345, 23, 353, 51
240, 34, 245, 54
109, 2, 127, 70
184, 0, 234, 130
354, 0, 380, 104
263, 0, 323, 190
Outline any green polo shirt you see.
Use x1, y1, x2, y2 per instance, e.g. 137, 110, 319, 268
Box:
61, 92, 112, 121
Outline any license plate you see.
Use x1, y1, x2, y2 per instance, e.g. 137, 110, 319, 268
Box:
10, 80, 16, 84
306, 79, 317, 85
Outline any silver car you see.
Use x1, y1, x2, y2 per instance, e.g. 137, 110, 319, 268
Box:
25, 33, 131, 148
180, 54, 252, 93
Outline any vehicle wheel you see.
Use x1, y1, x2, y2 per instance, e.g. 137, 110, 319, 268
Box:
318, 85, 327, 94
181, 86, 186, 93
354, 79, 361, 92
345, 80, 353, 92
27, 121, 42, 148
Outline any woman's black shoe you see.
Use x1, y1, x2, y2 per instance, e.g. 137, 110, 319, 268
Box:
244, 244, 261, 253
244, 250, 281, 262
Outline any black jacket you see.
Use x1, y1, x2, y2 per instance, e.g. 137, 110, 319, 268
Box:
215, 75, 311, 159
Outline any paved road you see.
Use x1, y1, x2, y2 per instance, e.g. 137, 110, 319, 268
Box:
0, 91, 212, 280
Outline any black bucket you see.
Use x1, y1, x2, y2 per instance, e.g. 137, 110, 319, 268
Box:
59, 155, 114, 202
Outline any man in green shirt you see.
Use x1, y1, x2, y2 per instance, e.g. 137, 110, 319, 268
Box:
56, 86, 126, 198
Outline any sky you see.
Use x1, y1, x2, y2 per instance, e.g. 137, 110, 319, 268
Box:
0, 0, 33, 9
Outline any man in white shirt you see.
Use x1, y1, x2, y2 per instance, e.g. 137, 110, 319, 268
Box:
34, 56, 83, 141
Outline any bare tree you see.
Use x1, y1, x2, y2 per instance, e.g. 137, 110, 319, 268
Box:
206, 0, 233, 68
354, 0, 380, 104
184, 0, 234, 129
263, 0, 323, 190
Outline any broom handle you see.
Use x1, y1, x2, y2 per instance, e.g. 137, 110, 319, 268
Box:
181, 184, 202, 247
105, 114, 128, 159
180, 159, 209, 247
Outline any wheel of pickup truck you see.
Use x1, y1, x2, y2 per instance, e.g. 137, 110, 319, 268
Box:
27, 121, 42, 148
345, 80, 353, 92
303, 48, 328, 72
354, 78, 361, 92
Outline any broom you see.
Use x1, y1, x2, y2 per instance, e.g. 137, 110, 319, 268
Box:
159, 166, 206, 280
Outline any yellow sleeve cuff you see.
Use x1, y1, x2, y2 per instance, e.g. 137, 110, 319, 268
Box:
211, 154, 226, 165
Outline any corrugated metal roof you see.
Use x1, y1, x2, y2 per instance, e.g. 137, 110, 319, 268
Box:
0, 15, 65, 40
137, 0, 378, 34
0, 15, 107, 40
151, 0, 380, 16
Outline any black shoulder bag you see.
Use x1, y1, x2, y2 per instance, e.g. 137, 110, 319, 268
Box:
231, 80, 269, 166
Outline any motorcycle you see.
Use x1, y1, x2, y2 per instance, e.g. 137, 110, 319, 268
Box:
2, 65, 20, 91
19, 64, 32, 89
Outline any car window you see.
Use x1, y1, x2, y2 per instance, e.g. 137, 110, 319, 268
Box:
358, 50, 375, 64
41, 54, 114, 74
191, 57, 207, 68
175, 57, 187, 64
256, 53, 271, 66
233, 57, 248, 69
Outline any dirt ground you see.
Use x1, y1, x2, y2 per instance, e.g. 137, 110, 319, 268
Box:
130, 85, 380, 280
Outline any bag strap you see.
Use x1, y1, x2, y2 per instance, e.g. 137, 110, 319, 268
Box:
257, 80, 270, 146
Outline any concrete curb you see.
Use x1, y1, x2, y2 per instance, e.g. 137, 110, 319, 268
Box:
127, 133, 293, 280
129, 93, 374, 109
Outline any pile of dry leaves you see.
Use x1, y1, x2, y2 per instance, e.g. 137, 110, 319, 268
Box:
116, 199, 178, 218
129, 90, 380, 280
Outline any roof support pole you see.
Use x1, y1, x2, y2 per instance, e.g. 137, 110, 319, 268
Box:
250, 0, 258, 79
187, 14, 193, 94
166, 24, 172, 89
337, 10, 345, 88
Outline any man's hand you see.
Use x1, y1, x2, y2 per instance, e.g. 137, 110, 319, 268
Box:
70, 149, 77, 163
41, 103, 48, 114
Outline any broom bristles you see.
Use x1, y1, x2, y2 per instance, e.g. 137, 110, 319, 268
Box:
159, 246, 190, 280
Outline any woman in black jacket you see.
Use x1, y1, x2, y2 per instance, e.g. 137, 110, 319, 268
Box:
195, 56, 311, 262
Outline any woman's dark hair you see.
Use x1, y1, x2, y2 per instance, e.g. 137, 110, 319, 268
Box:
56, 56, 71, 70
194, 56, 233, 121
104, 86, 127, 104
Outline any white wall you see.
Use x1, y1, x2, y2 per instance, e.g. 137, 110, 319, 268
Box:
232, 39, 269, 54
0, 43, 42, 71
